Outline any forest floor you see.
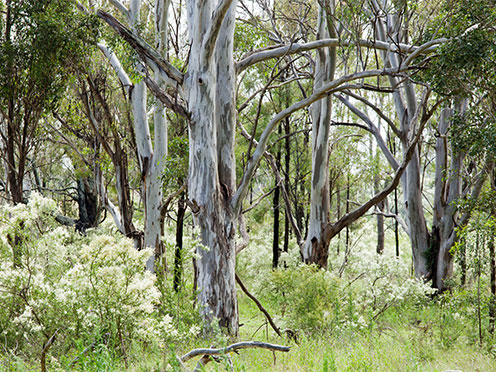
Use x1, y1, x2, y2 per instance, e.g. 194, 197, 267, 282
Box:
119, 294, 496, 372
2, 291, 495, 371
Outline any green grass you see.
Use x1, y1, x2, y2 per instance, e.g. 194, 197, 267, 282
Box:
1, 290, 495, 371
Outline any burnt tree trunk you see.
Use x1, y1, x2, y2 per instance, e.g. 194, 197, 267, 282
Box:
174, 193, 186, 292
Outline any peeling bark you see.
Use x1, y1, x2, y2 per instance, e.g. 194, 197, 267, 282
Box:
302, 1, 336, 268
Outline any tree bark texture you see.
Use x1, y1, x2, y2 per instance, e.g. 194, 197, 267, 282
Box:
185, 0, 238, 334
302, 2, 336, 268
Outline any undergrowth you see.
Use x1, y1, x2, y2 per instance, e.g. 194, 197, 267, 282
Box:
0, 195, 495, 371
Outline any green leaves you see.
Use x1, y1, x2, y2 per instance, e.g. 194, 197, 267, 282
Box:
421, 0, 496, 97
0, 0, 99, 112
161, 136, 189, 192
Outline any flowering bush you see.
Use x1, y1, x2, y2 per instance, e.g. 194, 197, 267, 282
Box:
0, 194, 162, 364
238, 218, 434, 334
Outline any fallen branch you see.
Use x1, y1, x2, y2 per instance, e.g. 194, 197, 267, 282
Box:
181, 341, 290, 363
235, 273, 282, 337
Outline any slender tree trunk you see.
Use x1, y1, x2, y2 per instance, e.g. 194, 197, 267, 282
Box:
302, 2, 336, 267
376, 196, 385, 254
394, 186, 399, 257
283, 116, 291, 254
345, 177, 350, 251
272, 178, 280, 268
174, 193, 186, 292
336, 188, 341, 254
489, 232, 496, 334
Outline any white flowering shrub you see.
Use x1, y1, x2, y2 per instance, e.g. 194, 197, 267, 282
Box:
346, 250, 436, 321
0, 194, 162, 364
62, 235, 160, 344
240, 218, 435, 334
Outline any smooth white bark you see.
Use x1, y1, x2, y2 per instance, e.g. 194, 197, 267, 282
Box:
302, 1, 335, 266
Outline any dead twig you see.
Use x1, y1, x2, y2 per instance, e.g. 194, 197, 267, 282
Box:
235, 274, 282, 337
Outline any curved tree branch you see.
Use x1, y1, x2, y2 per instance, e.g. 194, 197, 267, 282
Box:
236, 38, 445, 72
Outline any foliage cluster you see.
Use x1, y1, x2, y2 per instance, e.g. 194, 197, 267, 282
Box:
0, 0, 99, 111
0, 194, 198, 370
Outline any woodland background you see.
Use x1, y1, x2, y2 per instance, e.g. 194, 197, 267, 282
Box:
1, 0, 496, 371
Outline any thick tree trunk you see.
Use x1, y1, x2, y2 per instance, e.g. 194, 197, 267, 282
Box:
431, 102, 484, 291
144, 99, 167, 270
372, 2, 432, 278
432, 107, 459, 290
185, 0, 238, 334
405, 146, 431, 278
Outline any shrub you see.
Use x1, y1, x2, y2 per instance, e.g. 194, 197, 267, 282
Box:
0, 194, 161, 366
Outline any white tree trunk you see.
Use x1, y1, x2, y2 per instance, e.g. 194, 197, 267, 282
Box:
302, 1, 336, 267
144, 0, 171, 271
372, 1, 431, 279
185, 0, 238, 334
432, 100, 484, 291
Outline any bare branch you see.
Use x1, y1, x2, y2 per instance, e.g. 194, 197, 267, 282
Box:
370, 210, 409, 235
181, 341, 290, 363
235, 273, 282, 337
242, 186, 276, 214
340, 89, 401, 138
143, 75, 189, 119
109, 0, 130, 21
335, 93, 399, 170
233, 62, 414, 215
97, 42, 132, 95
236, 38, 445, 73
237, 123, 304, 245
238, 76, 306, 113
326, 98, 432, 242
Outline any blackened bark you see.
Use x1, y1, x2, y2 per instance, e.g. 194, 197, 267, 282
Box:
460, 238, 467, 286
75, 177, 99, 232
345, 176, 350, 251
394, 187, 399, 257
174, 193, 186, 292
375, 177, 385, 254
272, 182, 280, 268
489, 234, 495, 334
283, 116, 291, 254
272, 132, 281, 268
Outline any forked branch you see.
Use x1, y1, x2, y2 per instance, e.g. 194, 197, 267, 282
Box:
181, 341, 290, 363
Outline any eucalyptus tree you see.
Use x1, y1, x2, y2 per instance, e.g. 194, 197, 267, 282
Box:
334, 0, 495, 291
99, 0, 446, 333
87, 0, 170, 270
302, 0, 336, 267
